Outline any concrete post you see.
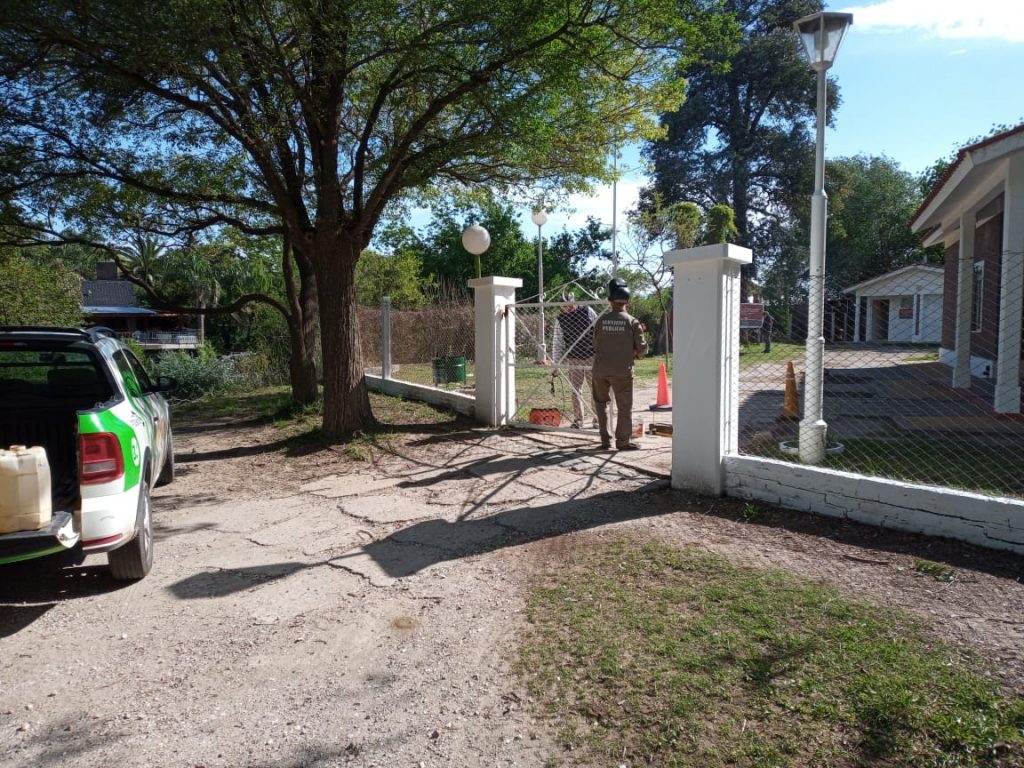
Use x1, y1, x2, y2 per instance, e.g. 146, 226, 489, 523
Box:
995, 153, 1024, 413
663, 243, 752, 495
469, 276, 522, 426
381, 296, 392, 380
953, 211, 976, 389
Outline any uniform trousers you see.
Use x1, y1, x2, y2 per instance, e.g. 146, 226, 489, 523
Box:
592, 372, 634, 447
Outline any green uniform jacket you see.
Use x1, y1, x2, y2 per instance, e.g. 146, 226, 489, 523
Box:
592, 308, 647, 376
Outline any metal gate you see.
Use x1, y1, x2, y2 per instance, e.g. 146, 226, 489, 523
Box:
507, 299, 607, 432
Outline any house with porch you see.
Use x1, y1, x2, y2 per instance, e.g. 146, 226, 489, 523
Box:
82, 262, 200, 352
910, 123, 1024, 414
842, 264, 944, 344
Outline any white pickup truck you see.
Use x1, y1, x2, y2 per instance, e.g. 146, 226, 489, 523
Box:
0, 326, 175, 580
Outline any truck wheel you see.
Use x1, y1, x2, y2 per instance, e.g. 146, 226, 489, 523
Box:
156, 429, 175, 487
108, 476, 154, 580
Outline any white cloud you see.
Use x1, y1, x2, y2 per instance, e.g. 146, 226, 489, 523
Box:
530, 180, 644, 236
839, 0, 1024, 42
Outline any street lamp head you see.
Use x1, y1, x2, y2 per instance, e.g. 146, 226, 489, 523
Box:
461, 225, 491, 255
531, 210, 548, 228
793, 11, 853, 72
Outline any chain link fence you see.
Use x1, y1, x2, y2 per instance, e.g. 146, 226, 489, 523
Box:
357, 301, 475, 391
738, 263, 1024, 501
510, 299, 605, 429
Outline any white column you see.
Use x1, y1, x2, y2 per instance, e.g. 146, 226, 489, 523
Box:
865, 299, 874, 343
663, 243, 752, 495
995, 154, 1024, 413
853, 295, 861, 342
469, 276, 522, 426
953, 211, 976, 389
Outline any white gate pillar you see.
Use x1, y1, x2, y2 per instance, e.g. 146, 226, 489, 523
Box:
470, 276, 522, 426
663, 243, 752, 495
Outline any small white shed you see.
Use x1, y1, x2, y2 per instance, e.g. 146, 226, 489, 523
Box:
843, 265, 944, 343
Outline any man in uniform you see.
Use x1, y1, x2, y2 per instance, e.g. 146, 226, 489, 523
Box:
552, 290, 598, 428
592, 277, 648, 450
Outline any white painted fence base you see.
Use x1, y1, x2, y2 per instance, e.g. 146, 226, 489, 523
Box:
726, 456, 1024, 554
364, 374, 475, 417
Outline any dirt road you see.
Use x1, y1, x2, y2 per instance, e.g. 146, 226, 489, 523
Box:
2, 410, 1022, 767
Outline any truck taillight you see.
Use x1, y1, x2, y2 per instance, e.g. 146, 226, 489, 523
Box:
80, 432, 124, 484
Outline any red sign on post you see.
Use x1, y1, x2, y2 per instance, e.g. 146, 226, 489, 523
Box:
740, 303, 765, 329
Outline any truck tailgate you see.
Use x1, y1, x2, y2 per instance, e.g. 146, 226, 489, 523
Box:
0, 511, 79, 565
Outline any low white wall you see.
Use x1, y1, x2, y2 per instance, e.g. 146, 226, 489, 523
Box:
364, 374, 475, 417
725, 454, 1024, 554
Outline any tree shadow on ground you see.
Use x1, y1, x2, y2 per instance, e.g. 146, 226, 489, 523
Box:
168, 561, 307, 599
165, 483, 671, 599
347, 483, 673, 578
163, 465, 1022, 603
175, 420, 481, 464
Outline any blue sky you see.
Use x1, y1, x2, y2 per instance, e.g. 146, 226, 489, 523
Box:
518, 0, 1024, 242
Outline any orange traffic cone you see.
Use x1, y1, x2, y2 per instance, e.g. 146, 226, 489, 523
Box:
649, 361, 671, 411
782, 360, 799, 419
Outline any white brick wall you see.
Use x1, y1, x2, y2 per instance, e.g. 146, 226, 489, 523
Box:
725, 455, 1024, 554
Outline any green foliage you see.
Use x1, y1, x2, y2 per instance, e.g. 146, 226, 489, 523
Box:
632, 196, 702, 251
824, 155, 934, 297
648, 0, 823, 258
0, 248, 83, 326
669, 201, 703, 249
223, 303, 292, 387
120, 337, 149, 365
544, 217, 610, 297
383, 196, 541, 301
705, 204, 739, 244
356, 248, 432, 309
151, 344, 237, 400
912, 558, 957, 583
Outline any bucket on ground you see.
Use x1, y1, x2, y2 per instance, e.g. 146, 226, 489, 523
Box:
431, 355, 467, 386
528, 408, 562, 427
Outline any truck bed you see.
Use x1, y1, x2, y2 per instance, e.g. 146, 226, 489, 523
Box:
0, 407, 81, 511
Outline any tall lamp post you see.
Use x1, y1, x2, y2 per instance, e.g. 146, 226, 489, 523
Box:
462, 224, 491, 279
532, 209, 548, 362
793, 10, 852, 465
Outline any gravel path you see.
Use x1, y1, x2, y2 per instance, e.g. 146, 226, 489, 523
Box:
2, 414, 1021, 767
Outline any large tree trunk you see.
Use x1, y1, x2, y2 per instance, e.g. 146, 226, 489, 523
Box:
314, 232, 375, 437
283, 238, 320, 405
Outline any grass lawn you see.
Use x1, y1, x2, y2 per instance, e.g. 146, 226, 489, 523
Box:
740, 341, 806, 368
825, 438, 1024, 499
521, 537, 1024, 768
748, 435, 1024, 501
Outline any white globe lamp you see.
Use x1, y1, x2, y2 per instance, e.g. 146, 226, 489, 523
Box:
462, 225, 491, 278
